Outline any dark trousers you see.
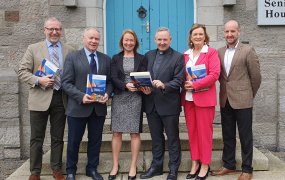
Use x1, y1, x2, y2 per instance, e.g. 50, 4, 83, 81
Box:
30, 92, 66, 174
66, 109, 105, 175
221, 100, 253, 173
146, 108, 181, 171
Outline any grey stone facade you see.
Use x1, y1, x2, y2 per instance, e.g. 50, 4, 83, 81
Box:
0, 0, 284, 159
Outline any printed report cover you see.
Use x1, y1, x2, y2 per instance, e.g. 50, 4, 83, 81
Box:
86, 74, 106, 101
187, 64, 209, 92
35, 59, 59, 90
130, 71, 153, 91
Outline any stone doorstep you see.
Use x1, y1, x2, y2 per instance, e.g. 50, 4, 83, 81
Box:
12, 147, 268, 176
7, 149, 285, 180
102, 116, 190, 134
65, 129, 224, 153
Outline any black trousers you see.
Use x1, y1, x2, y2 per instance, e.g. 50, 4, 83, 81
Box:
66, 109, 105, 175
221, 99, 253, 173
146, 107, 181, 171
30, 92, 66, 174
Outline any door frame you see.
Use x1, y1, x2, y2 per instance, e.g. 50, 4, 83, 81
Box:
103, 0, 197, 54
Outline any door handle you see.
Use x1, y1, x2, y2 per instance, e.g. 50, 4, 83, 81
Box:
141, 21, 150, 33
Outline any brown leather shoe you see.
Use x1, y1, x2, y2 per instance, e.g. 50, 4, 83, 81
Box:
53, 169, 65, 180
237, 173, 253, 180
29, 174, 40, 180
211, 166, 236, 176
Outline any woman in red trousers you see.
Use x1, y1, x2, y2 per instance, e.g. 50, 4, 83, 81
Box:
181, 24, 220, 180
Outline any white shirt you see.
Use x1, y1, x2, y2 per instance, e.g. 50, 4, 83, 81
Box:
185, 45, 208, 101
224, 41, 239, 76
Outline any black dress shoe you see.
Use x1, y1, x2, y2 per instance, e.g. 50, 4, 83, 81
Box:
195, 166, 210, 180
167, 170, 178, 180
140, 166, 163, 179
66, 174, 76, 180
86, 171, 103, 180
108, 165, 120, 180
186, 164, 201, 179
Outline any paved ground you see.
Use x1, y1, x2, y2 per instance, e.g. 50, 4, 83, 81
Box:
1, 148, 285, 180
0, 158, 27, 180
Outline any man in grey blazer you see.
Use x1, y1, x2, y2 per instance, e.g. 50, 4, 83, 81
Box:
212, 20, 261, 180
18, 17, 74, 180
140, 27, 185, 180
62, 28, 113, 180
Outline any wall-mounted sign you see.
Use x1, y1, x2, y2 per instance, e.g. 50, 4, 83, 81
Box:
258, 0, 285, 25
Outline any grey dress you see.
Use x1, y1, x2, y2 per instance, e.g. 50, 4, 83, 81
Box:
111, 57, 142, 133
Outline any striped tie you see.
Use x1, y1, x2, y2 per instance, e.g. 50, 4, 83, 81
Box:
52, 45, 61, 90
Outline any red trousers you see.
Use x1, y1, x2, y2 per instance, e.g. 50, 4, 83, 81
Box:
184, 101, 215, 164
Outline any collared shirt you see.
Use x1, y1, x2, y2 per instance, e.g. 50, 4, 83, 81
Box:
185, 45, 208, 101
46, 39, 63, 76
84, 47, 99, 73
224, 41, 239, 76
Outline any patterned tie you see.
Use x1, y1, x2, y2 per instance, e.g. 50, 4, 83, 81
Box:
52, 44, 61, 90
90, 53, 97, 74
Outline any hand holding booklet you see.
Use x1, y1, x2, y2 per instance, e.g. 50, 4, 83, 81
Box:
86, 74, 106, 101
35, 59, 59, 90
130, 71, 153, 91
187, 64, 209, 92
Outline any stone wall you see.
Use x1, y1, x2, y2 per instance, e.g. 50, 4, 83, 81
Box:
278, 68, 285, 151
0, 68, 20, 159
0, 0, 284, 159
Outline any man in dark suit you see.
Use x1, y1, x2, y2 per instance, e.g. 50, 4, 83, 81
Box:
18, 17, 74, 180
140, 27, 185, 180
211, 20, 261, 180
62, 28, 113, 180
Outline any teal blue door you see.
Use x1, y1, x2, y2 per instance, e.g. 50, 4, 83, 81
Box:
106, 0, 194, 58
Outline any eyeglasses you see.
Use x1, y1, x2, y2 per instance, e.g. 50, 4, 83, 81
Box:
45, 27, 62, 32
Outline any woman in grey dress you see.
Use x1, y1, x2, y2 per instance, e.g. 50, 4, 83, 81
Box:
109, 29, 147, 180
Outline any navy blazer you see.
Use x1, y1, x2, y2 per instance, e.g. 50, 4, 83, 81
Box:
143, 47, 185, 116
111, 51, 147, 94
62, 48, 113, 117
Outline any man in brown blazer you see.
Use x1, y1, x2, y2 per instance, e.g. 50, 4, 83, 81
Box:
18, 17, 74, 180
211, 20, 261, 180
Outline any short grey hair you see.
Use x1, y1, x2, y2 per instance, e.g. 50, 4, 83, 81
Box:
84, 28, 101, 37
155, 27, 171, 37
44, 17, 62, 28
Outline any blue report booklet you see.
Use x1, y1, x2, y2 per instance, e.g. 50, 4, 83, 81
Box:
35, 59, 59, 90
86, 74, 106, 101
130, 71, 153, 90
187, 64, 209, 92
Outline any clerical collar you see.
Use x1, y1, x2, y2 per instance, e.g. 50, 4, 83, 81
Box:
156, 48, 169, 55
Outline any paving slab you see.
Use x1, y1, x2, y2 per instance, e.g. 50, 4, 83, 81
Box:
7, 171, 285, 180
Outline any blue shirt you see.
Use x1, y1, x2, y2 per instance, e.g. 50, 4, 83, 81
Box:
84, 47, 99, 73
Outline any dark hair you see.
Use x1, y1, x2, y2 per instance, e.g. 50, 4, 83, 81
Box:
188, 24, 210, 49
119, 29, 140, 53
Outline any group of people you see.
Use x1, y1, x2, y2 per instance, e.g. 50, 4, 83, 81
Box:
18, 17, 261, 180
